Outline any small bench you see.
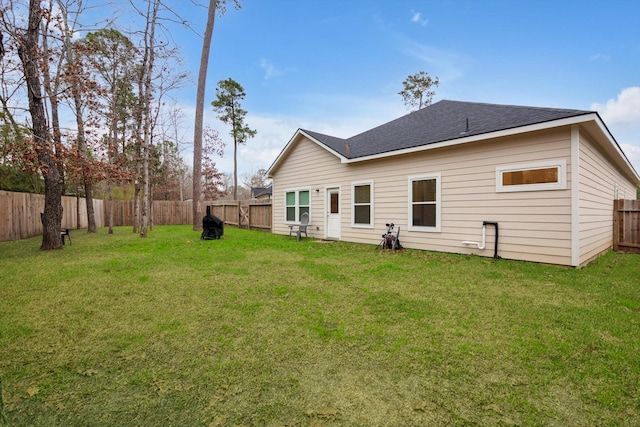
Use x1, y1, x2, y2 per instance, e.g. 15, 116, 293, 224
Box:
61, 228, 72, 245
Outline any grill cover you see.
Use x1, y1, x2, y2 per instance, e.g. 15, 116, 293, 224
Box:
201, 206, 223, 240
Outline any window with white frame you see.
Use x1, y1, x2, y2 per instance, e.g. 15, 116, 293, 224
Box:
352, 181, 373, 227
496, 160, 567, 192
408, 173, 441, 232
285, 189, 310, 222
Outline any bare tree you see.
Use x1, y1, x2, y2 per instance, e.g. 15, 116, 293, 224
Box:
16, 0, 65, 249
159, 103, 189, 201
201, 125, 226, 200
241, 167, 270, 192
81, 28, 138, 234
40, 0, 65, 191
129, 0, 161, 238
57, 0, 98, 233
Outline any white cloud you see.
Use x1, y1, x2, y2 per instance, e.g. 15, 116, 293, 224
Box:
621, 143, 640, 163
410, 11, 429, 27
589, 53, 611, 62
259, 59, 282, 80
593, 88, 640, 174
591, 87, 640, 125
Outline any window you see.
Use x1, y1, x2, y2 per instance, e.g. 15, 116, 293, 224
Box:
285, 189, 310, 222
496, 160, 567, 192
408, 174, 441, 232
330, 192, 339, 214
352, 181, 373, 227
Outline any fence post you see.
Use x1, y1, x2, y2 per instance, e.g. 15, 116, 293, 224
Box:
248, 202, 252, 230
613, 199, 620, 252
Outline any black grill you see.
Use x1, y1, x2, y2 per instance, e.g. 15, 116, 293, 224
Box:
201, 206, 223, 240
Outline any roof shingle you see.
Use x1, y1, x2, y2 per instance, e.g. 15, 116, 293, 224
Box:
301, 100, 592, 159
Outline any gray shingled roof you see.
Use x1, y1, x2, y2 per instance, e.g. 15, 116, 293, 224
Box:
302, 100, 592, 159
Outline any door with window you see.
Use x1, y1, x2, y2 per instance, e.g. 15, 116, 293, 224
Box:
326, 188, 341, 239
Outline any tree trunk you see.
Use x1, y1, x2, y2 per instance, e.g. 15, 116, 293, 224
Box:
133, 65, 143, 234
139, 0, 160, 238
133, 182, 140, 233
231, 105, 238, 201
18, 0, 64, 250
149, 185, 154, 231
60, 7, 97, 233
108, 179, 114, 234
71, 84, 97, 233
233, 135, 238, 200
193, 0, 218, 231
40, 20, 65, 191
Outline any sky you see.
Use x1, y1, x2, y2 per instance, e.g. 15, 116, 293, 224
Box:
123, 0, 640, 179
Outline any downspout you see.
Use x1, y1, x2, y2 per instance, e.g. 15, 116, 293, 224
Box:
482, 221, 500, 259
462, 221, 500, 259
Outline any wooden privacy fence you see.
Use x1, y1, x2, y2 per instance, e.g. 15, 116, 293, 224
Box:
613, 199, 640, 254
208, 199, 272, 230
1, 191, 272, 242
0, 190, 104, 242
105, 200, 193, 227
105, 199, 272, 230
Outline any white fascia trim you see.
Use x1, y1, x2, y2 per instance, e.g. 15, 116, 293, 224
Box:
341, 114, 598, 165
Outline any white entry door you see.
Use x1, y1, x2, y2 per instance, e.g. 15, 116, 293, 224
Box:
326, 188, 341, 240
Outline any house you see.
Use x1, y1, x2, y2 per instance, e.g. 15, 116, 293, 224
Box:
267, 100, 640, 267
251, 185, 272, 200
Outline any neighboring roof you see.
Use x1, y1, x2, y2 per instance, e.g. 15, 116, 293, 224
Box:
303, 100, 592, 159
268, 100, 639, 184
252, 185, 272, 198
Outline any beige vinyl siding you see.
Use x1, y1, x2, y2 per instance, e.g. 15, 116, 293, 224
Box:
273, 128, 576, 265
272, 136, 342, 239
351, 129, 573, 265
578, 132, 637, 265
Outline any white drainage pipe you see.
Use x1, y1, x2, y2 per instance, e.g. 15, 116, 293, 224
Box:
462, 224, 486, 250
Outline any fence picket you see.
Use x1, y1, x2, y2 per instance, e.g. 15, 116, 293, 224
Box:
1, 192, 272, 242
613, 199, 640, 253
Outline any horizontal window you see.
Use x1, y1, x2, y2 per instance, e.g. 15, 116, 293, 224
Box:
496, 160, 567, 192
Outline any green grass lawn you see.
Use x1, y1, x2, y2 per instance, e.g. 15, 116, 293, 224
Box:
0, 226, 639, 426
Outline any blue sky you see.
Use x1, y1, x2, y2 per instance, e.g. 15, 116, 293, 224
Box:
158, 0, 640, 178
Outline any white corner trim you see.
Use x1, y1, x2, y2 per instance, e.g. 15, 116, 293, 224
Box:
571, 125, 580, 267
